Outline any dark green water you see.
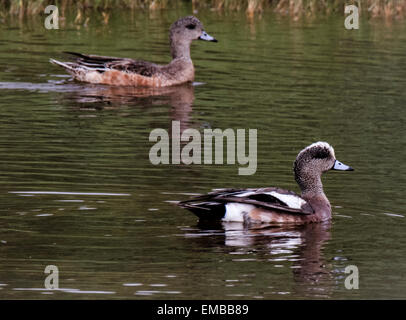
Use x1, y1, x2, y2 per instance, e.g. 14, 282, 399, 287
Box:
0, 7, 405, 299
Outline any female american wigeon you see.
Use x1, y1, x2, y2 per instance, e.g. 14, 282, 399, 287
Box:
50, 16, 217, 87
178, 142, 354, 225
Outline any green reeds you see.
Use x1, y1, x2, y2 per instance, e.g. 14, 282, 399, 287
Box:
1, 0, 405, 18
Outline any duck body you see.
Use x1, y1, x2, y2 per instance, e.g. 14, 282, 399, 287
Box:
179, 187, 331, 225
51, 54, 195, 87
50, 16, 216, 87
179, 142, 353, 225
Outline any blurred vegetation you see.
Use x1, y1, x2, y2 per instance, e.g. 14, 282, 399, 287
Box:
0, 0, 405, 20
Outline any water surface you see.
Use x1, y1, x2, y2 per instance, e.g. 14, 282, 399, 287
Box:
0, 9, 405, 299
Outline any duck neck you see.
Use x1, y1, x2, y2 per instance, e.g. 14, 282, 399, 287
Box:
170, 39, 192, 60
296, 171, 331, 220
295, 171, 325, 200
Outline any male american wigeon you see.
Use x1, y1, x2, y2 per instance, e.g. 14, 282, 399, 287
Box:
178, 142, 354, 225
50, 16, 217, 87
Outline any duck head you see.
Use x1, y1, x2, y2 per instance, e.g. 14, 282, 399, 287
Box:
293, 142, 353, 197
169, 16, 217, 59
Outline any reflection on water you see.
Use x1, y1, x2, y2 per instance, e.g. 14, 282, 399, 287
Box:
188, 221, 334, 298
0, 80, 195, 125
61, 82, 196, 132
0, 9, 406, 299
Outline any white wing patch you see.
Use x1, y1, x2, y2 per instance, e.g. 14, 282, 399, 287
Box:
223, 203, 255, 222
267, 191, 306, 209
234, 191, 256, 198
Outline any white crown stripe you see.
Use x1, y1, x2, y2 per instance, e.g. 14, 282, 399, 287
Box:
297, 141, 335, 159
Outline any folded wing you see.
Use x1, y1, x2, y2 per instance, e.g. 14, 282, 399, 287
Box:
63, 52, 160, 77
178, 187, 314, 220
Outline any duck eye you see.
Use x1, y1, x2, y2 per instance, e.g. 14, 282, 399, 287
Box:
314, 148, 330, 159
186, 24, 196, 30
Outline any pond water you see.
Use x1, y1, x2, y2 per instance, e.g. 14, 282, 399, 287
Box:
0, 7, 405, 299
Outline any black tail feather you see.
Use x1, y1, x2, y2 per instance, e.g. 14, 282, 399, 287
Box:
178, 200, 226, 220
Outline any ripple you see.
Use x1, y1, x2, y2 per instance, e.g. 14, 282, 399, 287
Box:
135, 290, 181, 295
0, 81, 82, 93
61, 289, 116, 294
10, 191, 131, 196
123, 283, 143, 287
12, 287, 115, 294
383, 212, 404, 218
150, 283, 167, 287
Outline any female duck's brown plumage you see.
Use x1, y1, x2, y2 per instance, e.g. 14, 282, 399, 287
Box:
178, 142, 354, 225
50, 16, 217, 87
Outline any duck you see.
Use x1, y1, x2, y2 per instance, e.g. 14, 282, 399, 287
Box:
49, 16, 217, 87
178, 142, 354, 225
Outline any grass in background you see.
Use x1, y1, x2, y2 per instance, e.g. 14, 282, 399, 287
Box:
0, 0, 405, 19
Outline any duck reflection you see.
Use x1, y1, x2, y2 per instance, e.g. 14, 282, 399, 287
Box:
193, 220, 334, 298
63, 82, 195, 132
